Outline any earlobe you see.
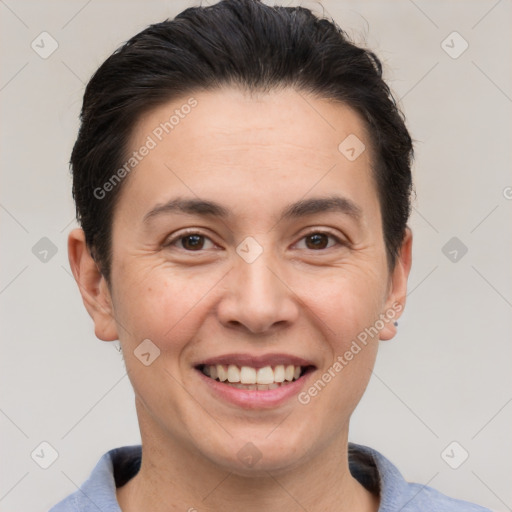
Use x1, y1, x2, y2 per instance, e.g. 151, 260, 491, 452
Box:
379, 227, 413, 341
67, 228, 118, 341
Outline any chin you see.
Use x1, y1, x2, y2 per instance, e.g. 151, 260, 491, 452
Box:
196, 431, 311, 477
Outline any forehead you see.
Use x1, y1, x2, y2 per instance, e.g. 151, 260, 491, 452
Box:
133, 86, 370, 158
117, 87, 378, 226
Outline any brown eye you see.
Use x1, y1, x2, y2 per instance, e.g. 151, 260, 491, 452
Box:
305, 233, 330, 250
295, 231, 343, 251
180, 234, 205, 250
164, 231, 217, 252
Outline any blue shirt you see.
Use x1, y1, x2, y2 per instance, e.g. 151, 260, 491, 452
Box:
49, 443, 491, 511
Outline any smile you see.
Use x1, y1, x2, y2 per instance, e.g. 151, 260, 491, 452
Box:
193, 353, 317, 408
197, 364, 311, 390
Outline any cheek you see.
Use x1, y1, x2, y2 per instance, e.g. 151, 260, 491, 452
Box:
299, 262, 388, 338
295, 263, 385, 400
298, 276, 381, 424
112, 261, 221, 350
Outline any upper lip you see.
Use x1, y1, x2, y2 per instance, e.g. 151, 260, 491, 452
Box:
194, 353, 316, 369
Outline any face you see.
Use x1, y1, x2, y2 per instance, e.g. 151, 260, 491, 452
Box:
71, 87, 412, 475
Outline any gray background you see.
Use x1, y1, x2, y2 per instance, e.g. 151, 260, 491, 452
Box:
1, 1, 511, 510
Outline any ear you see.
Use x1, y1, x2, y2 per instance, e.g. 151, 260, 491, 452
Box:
67, 228, 118, 341
379, 227, 413, 341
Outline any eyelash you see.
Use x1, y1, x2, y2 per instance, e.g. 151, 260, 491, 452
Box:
164, 228, 347, 252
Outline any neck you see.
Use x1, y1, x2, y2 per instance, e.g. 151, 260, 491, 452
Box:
116, 401, 379, 512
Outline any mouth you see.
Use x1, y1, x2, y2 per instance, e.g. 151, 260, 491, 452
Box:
195, 363, 316, 390
192, 353, 318, 408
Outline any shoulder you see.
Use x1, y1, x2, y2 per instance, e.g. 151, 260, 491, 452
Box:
49, 492, 80, 512
388, 479, 493, 511
48, 445, 142, 512
348, 443, 492, 512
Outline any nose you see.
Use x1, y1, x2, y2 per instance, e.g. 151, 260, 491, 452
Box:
216, 252, 300, 334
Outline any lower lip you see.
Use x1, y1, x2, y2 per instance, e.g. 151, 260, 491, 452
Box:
195, 369, 314, 409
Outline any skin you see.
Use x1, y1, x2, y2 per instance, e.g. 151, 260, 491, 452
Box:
68, 87, 412, 512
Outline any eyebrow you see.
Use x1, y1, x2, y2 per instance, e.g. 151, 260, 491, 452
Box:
142, 195, 362, 224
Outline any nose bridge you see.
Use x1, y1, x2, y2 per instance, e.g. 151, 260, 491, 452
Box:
235, 234, 280, 295
239, 253, 280, 301
217, 242, 298, 333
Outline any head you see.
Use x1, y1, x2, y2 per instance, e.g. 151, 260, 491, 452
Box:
68, 0, 413, 474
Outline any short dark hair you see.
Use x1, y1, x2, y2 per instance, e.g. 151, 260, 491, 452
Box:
71, 0, 413, 284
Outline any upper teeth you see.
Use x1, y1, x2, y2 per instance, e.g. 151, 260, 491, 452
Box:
202, 364, 302, 384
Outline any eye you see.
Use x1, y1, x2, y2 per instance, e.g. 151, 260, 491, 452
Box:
164, 229, 345, 252
165, 231, 216, 251
295, 231, 345, 250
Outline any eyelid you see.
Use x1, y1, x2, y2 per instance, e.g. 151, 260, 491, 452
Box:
163, 227, 348, 251
293, 228, 348, 250
163, 228, 217, 249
